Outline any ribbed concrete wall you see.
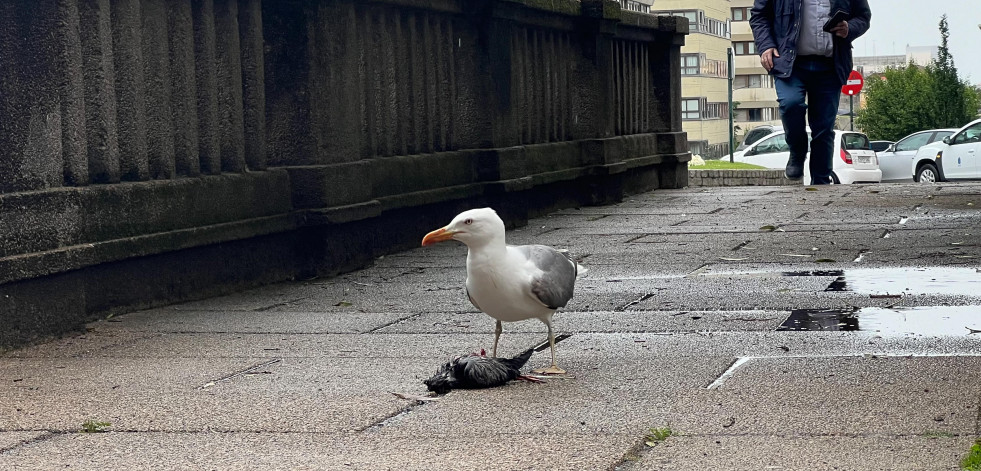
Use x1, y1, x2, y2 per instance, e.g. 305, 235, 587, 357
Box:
0, 0, 690, 349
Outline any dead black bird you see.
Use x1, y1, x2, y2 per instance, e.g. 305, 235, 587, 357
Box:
423, 347, 534, 395
423, 334, 570, 394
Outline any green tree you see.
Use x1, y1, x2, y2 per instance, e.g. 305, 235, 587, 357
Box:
855, 64, 934, 141
856, 15, 979, 139
926, 15, 972, 127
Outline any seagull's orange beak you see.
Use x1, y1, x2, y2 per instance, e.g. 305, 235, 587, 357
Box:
422, 227, 456, 246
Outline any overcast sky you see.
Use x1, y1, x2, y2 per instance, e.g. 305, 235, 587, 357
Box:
852, 0, 981, 84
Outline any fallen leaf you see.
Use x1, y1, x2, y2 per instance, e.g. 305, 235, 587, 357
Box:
334, 301, 353, 307
815, 258, 836, 263
759, 225, 777, 232
805, 187, 818, 191
390, 392, 439, 402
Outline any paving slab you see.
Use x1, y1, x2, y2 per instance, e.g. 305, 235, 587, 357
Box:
0, 430, 636, 471
667, 355, 981, 436
620, 435, 974, 471
0, 432, 51, 452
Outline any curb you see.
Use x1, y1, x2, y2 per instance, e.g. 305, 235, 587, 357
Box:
688, 169, 799, 187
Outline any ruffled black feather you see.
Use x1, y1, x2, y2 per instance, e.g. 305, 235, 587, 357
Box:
424, 348, 534, 394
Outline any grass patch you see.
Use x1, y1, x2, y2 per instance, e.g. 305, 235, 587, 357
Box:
644, 426, 674, 447
80, 420, 111, 433
963, 440, 981, 470
689, 160, 768, 170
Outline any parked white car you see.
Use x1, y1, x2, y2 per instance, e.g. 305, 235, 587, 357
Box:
875, 128, 956, 181
912, 118, 981, 182
733, 130, 882, 184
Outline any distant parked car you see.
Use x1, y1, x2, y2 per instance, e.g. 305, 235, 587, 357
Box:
876, 129, 957, 181
870, 140, 894, 152
734, 130, 881, 184
735, 125, 783, 152
911, 118, 981, 182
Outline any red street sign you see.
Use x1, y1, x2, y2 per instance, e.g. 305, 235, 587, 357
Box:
842, 70, 864, 96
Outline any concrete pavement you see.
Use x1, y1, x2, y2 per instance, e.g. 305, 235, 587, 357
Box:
2, 182, 981, 470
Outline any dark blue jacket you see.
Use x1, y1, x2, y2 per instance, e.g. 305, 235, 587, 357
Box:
749, 0, 871, 85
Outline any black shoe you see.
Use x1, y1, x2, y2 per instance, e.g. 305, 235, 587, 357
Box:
785, 159, 804, 180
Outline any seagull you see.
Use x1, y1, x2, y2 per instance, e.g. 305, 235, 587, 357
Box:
421, 208, 583, 374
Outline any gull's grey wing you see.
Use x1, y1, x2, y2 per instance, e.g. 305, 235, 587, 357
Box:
514, 244, 578, 309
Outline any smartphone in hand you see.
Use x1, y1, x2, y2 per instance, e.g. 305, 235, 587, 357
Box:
823, 9, 849, 33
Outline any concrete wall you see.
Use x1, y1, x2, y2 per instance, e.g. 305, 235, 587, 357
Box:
0, 0, 690, 349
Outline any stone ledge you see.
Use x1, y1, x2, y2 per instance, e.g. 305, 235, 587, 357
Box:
688, 169, 799, 187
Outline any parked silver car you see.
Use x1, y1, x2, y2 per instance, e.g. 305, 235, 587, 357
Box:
875, 129, 956, 181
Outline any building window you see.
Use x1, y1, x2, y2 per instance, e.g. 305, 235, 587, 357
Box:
681, 53, 729, 78
731, 7, 750, 21
657, 10, 730, 39
682, 98, 729, 121
682, 99, 701, 120
619, 0, 650, 14
734, 74, 771, 89
735, 108, 776, 122
733, 41, 757, 56
681, 54, 699, 75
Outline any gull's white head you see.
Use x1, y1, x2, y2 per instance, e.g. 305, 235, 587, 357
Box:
421, 207, 505, 248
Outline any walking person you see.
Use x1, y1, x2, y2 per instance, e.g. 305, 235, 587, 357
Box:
749, 0, 871, 184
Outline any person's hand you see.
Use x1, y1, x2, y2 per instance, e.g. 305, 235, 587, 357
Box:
760, 48, 779, 72
829, 21, 849, 38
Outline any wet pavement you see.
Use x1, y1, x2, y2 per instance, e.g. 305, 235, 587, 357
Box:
2, 182, 981, 470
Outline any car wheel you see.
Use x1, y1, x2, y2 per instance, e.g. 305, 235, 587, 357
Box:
831, 172, 840, 184
915, 163, 939, 183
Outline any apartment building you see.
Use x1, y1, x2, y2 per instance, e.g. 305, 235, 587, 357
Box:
618, 0, 654, 14
653, 0, 734, 158
729, 0, 781, 147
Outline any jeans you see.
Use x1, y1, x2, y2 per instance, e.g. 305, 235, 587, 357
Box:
775, 56, 841, 185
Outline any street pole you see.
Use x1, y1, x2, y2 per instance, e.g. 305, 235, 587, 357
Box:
728, 47, 734, 162
849, 94, 854, 131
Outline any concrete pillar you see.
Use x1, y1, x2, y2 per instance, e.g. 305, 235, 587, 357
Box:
141, 0, 176, 180
58, 0, 89, 186
168, 0, 201, 177
0, 0, 65, 193
259, 0, 315, 167
214, 0, 246, 172
111, 0, 150, 181
79, 0, 121, 184
239, 0, 266, 170
191, 0, 221, 174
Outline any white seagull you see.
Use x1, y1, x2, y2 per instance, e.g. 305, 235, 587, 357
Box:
421, 208, 583, 374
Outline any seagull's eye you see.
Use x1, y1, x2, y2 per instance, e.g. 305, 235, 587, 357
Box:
464, 218, 473, 225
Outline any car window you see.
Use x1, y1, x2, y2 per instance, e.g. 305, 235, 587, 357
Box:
743, 127, 772, 146
753, 134, 789, 154
952, 124, 981, 145
842, 133, 871, 151
895, 132, 931, 152
870, 141, 892, 152
930, 130, 954, 143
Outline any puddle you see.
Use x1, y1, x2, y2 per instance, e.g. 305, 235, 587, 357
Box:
826, 267, 981, 296
782, 270, 844, 277
779, 306, 981, 336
